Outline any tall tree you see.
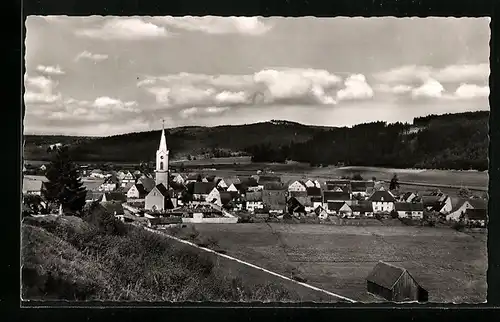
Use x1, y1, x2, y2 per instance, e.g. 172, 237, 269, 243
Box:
389, 174, 400, 191
43, 145, 87, 215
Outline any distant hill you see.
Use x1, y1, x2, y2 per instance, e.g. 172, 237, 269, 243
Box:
23, 111, 489, 171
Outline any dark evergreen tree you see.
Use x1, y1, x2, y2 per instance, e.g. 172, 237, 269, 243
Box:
389, 174, 400, 191
43, 145, 87, 215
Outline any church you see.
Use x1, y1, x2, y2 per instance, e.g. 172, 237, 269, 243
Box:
144, 123, 175, 212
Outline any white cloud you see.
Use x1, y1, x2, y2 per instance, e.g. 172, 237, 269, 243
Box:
92, 96, 140, 113
35, 65, 65, 75
25, 91, 62, 104
76, 18, 168, 40
336, 74, 374, 101
215, 91, 248, 105
24, 74, 62, 104
374, 63, 489, 85
154, 16, 271, 35
453, 84, 490, 99
180, 106, 230, 119
75, 50, 109, 62
375, 84, 413, 94
411, 79, 444, 99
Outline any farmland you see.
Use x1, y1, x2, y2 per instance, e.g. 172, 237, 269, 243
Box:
191, 223, 487, 303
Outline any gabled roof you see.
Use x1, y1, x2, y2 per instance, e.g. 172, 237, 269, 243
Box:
295, 196, 312, 207
395, 202, 424, 212
289, 190, 307, 198
326, 180, 350, 185
288, 180, 307, 187
132, 183, 148, 196
104, 176, 120, 184
245, 191, 263, 202
314, 205, 327, 215
219, 191, 234, 205
102, 192, 127, 202
366, 261, 407, 290
327, 202, 351, 212
193, 182, 216, 195
138, 177, 156, 192
154, 183, 170, 197
350, 202, 373, 213
324, 191, 350, 201
368, 190, 396, 202
465, 208, 487, 220
306, 187, 322, 197
287, 197, 306, 212
326, 184, 350, 193
468, 198, 487, 210
401, 192, 415, 200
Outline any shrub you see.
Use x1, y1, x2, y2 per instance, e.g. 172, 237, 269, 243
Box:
390, 210, 399, 219
452, 221, 466, 231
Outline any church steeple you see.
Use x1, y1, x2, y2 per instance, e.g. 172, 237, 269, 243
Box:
155, 119, 169, 188
158, 119, 167, 152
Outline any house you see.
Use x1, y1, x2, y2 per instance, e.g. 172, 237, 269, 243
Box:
185, 173, 200, 184
220, 191, 241, 211
295, 196, 314, 213
446, 198, 488, 221
421, 195, 442, 212
137, 177, 156, 192
117, 171, 126, 180
217, 177, 241, 190
351, 181, 374, 197
368, 190, 396, 213
192, 182, 216, 201
126, 183, 148, 199
82, 179, 105, 192
100, 191, 127, 203
314, 205, 329, 220
327, 202, 353, 217
90, 169, 106, 178
22, 178, 45, 195
437, 195, 453, 214
323, 191, 352, 205
133, 170, 142, 178
325, 180, 351, 193
394, 202, 424, 219
351, 201, 374, 218
366, 261, 428, 302
101, 201, 125, 216
287, 197, 306, 216
145, 183, 174, 212
227, 182, 244, 193
206, 187, 222, 206
400, 192, 417, 203
257, 175, 281, 189
464, 208, 487, 227
99, 176, 120, 192
288, 180, 307, 192
245, 191, 264, 212
239, 176, 260, 192
262, 189, 287, 214
307, 187, 323, 209
39, 164, 47, 171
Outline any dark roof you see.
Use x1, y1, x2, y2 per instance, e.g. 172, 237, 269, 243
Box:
290, 190, 308, 198
295, 196, 312, 207
366, 261, 406, 290
401, 192, 415, 200
314, 205, 327, 214
465, 208, 487, 220
219, 191, 234, 205
239, 176, 259, 187
306, 187, 322, 197
246, 191, 263, 202
350, 203, 372, 213
262, 190, 287, 209
326, 184, 350, 193
193, 182, 216, 195
368, 190, 396, 202
468, 198, 487, 210
351, 181, 370, 192
326, 180, 350, 185
101, 201, 124, 215
327, 202, 350, 212
138, 177, 156, 191
258, 175, 281, 183
133, 183, 147, 196
104, 176, 120, 184
395, 202, 424, 212
324, 191, 350, 201
264, 182, 284, 190
103, 192, 127, 202
287, 197, 306, 213
154, 183, 170, 197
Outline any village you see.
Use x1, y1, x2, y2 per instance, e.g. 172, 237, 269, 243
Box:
22, 126, 488, 230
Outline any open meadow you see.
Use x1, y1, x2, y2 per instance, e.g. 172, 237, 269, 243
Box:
190, 223, 487, 303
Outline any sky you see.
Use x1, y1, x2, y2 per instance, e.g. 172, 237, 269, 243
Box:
24, 16, 490, 136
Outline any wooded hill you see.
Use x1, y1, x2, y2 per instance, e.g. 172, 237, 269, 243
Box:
23, 111, 489, 171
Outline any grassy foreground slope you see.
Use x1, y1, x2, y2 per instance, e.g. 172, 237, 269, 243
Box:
21, 215, 335, 302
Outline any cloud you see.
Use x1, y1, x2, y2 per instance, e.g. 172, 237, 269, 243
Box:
336, 74, 374, 101
141, 68, 342, 108
374, 63, 489, 85
154, 16, 271, 35
75, 50, 109, 62
453, 84, 490, 99
180, 106, 230, 119
76, 18, 168, 40
375, 84, 412, 94
411, 79, 445, 99
35, 65, 65, 75
24, 74, 62, 104
92, 96, 140, 112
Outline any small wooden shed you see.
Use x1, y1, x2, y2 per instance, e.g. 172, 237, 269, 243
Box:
366, 261, 428, 302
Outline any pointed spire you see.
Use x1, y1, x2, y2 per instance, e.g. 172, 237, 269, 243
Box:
159, 119, 167, 151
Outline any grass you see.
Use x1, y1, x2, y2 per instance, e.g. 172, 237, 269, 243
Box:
189, 223, 487, 303
21, 215, 337, 302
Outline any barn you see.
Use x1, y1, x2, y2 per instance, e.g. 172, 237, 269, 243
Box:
366, 261, 428, 302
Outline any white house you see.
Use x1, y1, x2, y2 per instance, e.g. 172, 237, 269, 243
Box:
400, 192, 417, 203
90, 169, 106, 179
99, 176, 119, 192
314, 205, 328, 220
327, 202, 353, 217
121, 171, 136, 187
117, 171, 126, 180
126, 183, 147, 199
288, 180, 307, 192
368, 190, 396, 213
395, 202, 424, 219
245, 191, 264, 212
172, 173, 187, 185
446, 199, 487, 221
438, 196, 453, 214
205, 187, 222, 206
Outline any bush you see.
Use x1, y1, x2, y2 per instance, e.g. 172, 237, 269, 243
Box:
390, 210, 399, 219
82, 203, 127, 236
452, 221, 466, 231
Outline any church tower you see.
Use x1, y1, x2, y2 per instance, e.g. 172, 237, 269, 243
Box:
155, 120, 169, 188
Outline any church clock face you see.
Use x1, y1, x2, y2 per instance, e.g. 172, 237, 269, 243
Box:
160, 156, 164, 160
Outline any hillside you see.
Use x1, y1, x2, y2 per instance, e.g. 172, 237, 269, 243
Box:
23, 111, 489, 170
21, 214, 311, 301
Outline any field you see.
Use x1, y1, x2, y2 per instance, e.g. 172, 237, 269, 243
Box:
190, 223, 487, 303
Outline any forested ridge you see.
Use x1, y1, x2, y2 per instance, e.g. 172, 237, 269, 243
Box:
23, 111, 489, 170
